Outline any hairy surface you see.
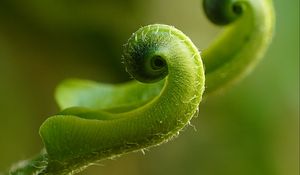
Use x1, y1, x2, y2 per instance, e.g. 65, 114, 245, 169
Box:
5, 0, 275, 174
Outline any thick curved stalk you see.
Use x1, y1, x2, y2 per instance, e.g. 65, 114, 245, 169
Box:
202, 0, 275, 93
55, 0, 274, 111
7, 24, 204, 175
4, 0, 275, 174
39, 24, 204, 174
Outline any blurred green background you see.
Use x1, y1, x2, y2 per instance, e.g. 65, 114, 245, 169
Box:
0, 0, 298, 175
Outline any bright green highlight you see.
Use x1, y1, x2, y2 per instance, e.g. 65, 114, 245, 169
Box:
5, 0, 275, 174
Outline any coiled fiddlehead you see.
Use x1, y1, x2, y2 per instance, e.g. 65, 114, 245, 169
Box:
202, 0, 274, 93
5, 0, 275, 174
40, 24, 204, 174
55, 0, 275, 112
8, 24, 205, 175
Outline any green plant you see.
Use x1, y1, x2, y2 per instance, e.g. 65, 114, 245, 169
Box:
4, 0, 274, 174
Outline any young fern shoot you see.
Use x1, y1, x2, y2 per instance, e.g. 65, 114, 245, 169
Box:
4, 0, 274, 174
39, 24, 205, 174
202, 0, 275, 93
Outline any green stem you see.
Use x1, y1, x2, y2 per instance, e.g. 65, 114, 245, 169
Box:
39, 24, 204, 174
4, 0, 275, 174
202, 0, 275, 93
54, 0, 275, 112
7, 24, 204, 175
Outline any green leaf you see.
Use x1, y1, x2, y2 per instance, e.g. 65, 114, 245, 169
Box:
5, 0, 275, 174
39, 24, 205, 174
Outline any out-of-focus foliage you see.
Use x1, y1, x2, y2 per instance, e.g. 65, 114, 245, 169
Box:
0, 0, 298, 175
